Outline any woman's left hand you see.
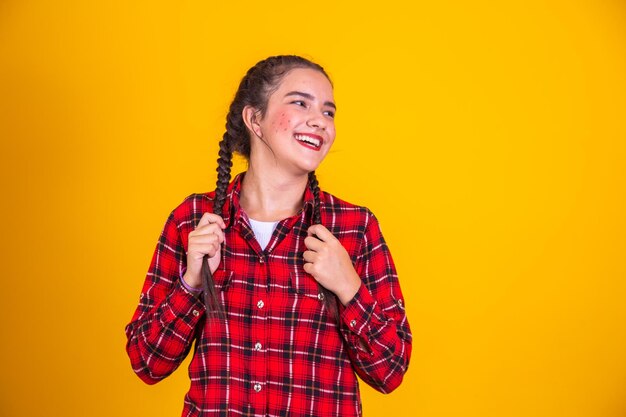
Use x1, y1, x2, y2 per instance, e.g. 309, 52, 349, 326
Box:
303, 224, 362, 306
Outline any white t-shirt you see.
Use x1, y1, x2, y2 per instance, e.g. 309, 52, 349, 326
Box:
248, 218, 280, 250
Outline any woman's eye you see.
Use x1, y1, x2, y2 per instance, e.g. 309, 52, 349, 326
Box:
324, 111, 335, 118
292, 100, 306, 107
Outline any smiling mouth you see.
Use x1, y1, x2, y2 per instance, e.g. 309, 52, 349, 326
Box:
294, 134, 323, 150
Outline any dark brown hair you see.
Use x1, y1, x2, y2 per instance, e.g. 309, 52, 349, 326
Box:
201, 55, 339, 322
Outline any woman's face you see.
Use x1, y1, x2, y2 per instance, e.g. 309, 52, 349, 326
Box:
250, 67, 336, 176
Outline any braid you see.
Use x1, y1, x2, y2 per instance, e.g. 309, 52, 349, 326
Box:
308, 171, 322, 225
201, 129, 235, 318
308, 171, 340, 323
214, 132, 234, 218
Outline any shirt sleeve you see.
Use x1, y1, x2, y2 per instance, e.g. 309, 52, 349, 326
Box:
124, 209, 206, 385
338, 209, 413, 393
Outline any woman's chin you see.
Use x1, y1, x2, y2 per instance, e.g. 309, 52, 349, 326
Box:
297, 160, 323, 175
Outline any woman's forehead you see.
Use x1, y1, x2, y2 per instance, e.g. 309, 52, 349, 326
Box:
274, 68, 334, 99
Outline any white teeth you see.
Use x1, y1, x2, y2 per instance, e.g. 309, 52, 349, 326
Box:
294, 134, 321, 148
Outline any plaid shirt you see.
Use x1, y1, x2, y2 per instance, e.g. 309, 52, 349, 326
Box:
125, 173, 412, 417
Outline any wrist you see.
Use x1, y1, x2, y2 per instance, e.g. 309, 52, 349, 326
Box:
337, 273, 361, 306
181, 272, 203, 295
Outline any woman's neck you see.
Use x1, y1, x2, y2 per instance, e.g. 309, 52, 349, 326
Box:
239, 168, 308, 222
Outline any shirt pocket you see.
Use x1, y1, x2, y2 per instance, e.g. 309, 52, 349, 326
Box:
211, 267, 233, 292
197, 268, 233, 348
287, 265, 328, 320
286, 265, 341, 343
201, 267, 233, 317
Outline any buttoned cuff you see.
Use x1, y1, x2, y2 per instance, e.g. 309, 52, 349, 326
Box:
339, 282, 377, 353
160, 280, 206, 329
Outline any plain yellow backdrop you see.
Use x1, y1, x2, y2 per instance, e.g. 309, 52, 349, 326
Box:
1, 1, 625, 416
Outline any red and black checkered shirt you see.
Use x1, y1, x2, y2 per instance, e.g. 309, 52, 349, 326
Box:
125, 173, 412, 416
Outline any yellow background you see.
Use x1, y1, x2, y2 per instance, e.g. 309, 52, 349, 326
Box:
1, 1, 625, 416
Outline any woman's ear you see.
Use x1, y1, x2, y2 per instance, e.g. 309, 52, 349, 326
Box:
242, 105, 263, 139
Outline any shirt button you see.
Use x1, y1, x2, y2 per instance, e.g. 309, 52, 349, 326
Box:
350, 319, 357, 328
192, 310, 200, 317
317, 292, 325, 301
397, 299, 404, 308
254, 342, 262, 351
253, 383, 262, 393
257, 300, 265, 309
259, 257, 264, 264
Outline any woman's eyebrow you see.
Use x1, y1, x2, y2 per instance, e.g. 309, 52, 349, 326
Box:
284, 91, 337, 110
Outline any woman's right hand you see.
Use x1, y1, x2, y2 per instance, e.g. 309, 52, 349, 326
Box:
183, 212, 226, 289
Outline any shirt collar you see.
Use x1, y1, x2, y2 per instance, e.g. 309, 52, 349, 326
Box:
221, 172, 317, 229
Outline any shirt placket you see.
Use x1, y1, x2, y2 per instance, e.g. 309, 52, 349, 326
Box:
232, 196, 312, 416
249, 246, 269, 415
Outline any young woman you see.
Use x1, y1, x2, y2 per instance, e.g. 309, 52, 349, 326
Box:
125, 55, 412, 416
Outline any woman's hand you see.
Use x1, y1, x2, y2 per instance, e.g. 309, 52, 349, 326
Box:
183, 212, 226, 289
303, 224, 362, 306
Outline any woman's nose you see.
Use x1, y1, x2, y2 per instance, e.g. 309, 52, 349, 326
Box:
306, 110, 326, 130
